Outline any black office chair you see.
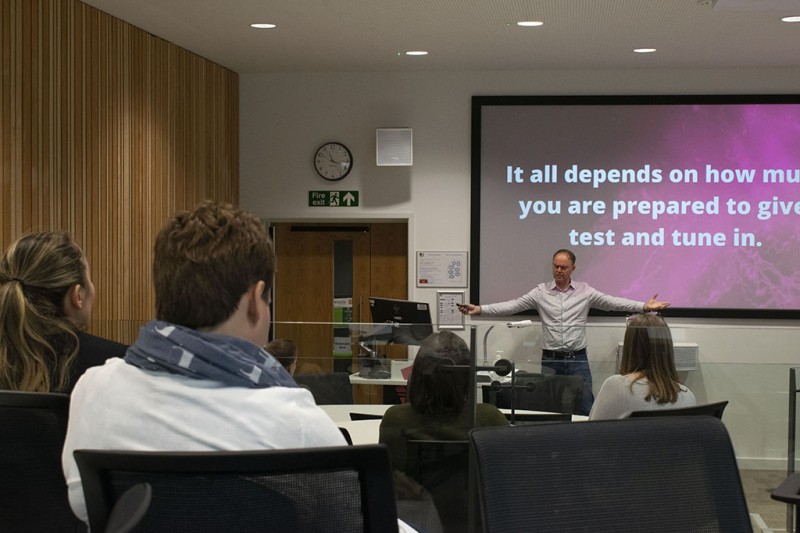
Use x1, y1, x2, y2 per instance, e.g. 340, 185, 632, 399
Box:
629, 400, 729, 419
0, 390, 85, 532
74, 444, 398, 533
405, 440, 471, 533
470, 417, 751, 533
770, 472, 800, 531
294, 372, 354, 404
483, 373, 584, 414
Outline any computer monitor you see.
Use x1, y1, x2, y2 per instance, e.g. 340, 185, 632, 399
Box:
367, 297, 434, 346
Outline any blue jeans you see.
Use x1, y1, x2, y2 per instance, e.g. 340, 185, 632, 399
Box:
541, 351, 594, 416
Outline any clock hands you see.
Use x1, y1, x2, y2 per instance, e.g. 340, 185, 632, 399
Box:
326, 154, 351, 170
327, 153, 350, 168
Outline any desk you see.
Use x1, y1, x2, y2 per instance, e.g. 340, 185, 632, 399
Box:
338, 419, 383, 445
349, 374, 408, 386
322, 404, 391, 423
322, 404, 587, 445
349, 359, 412, 386
350, 360, 411, 404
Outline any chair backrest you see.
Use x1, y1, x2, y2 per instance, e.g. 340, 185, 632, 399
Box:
0, 390, 85, 532
469, 417, 751, 533
629, 400, 729, 419
293, 372, 354, 404
74, 444, 397, 533
485, 374, 585, 414
406, 440, 471, 533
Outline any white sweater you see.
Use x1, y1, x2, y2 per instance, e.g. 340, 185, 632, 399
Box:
61, 358, 346, 523
588, 374, 696, 420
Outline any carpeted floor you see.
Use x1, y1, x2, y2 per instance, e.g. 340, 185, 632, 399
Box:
742, 469, 791, 532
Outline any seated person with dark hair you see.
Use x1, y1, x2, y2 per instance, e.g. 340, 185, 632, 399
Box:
380, 330, 507, 532
266, 338, 298, 375
61, 202, 347, 524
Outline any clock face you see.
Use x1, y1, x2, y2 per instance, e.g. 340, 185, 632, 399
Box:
314, 142, 352, 181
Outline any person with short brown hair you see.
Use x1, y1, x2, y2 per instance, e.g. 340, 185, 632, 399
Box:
153, 202, 276, 329
266, 338, 298, 375
62, 202, 346, 524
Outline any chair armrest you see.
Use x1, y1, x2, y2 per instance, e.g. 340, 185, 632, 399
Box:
771, 473, 800, 504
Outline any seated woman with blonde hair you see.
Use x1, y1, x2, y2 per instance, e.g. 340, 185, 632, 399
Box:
589, 313, 696, 420
0, 231, 127, 393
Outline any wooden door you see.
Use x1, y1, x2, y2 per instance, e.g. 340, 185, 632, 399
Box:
272, 223, 407, 378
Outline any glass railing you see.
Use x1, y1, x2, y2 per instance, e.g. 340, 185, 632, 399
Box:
83, 318, 799, 532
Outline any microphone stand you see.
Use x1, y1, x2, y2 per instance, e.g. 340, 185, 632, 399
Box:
481, 325, 495, 365
484, 360, 517, 423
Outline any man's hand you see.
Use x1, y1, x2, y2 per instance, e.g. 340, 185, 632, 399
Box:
457, 303, 481, 316
644, 293, 670, 311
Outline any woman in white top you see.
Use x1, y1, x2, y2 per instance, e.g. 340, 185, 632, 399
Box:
589, 313, 696, 420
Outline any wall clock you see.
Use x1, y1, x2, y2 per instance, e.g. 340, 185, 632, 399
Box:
314, 142, 353, 181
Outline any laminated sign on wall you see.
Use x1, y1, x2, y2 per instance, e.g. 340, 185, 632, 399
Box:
417, 251, 468, 288
333, 297, 353, 357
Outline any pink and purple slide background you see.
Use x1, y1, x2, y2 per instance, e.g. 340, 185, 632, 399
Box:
478, 102, 800, 312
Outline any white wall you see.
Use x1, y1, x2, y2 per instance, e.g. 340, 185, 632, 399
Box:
240, 67, 800, 468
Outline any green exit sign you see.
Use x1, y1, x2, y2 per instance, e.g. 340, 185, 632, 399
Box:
308, 191, 359, 207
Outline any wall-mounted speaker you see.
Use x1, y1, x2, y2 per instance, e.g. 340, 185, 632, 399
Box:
376, 128, 413, 166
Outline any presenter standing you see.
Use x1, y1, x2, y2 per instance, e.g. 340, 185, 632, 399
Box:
457, 249, 669, 415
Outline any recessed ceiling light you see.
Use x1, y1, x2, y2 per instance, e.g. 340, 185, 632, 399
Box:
517, 21, 544, 27
634, 48, 657, 54
782, 15, 800, 22
405, 51, 428, 56
250, 23, 276, 29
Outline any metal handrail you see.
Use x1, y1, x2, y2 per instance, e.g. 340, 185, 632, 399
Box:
787, 368, 800, 532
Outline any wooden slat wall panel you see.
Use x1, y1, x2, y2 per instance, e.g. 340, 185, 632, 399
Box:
0, 0, 239, 344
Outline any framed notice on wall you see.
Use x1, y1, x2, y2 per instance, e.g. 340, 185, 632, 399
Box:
416, 251, 468, 288
437, 291, 465, 330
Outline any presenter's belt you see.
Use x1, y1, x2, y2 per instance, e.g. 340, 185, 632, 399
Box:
542, 348, 587, 359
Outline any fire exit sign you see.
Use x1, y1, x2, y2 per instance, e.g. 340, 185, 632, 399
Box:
308, 191, 359, 207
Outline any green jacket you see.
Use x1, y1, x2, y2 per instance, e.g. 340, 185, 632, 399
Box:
378, 402, 508, 474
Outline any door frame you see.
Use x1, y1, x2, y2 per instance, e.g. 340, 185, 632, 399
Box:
261, 213, 416, 316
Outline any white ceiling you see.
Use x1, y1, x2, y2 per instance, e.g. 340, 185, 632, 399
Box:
81, 0, 800, 74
